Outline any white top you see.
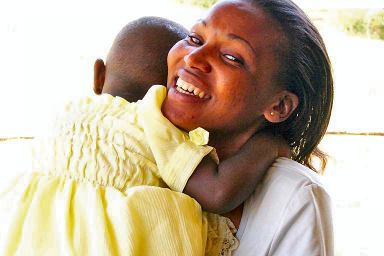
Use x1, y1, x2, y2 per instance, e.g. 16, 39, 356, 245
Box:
233, 157, 334, 256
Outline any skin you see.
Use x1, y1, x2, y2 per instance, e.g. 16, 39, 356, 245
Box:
163, 0, 299, 226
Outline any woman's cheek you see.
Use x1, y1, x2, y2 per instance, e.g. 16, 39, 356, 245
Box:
168, 41, 183, 63
169, 40, 188, 57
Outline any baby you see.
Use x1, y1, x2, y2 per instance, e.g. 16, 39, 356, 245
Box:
0, 17, 288, 255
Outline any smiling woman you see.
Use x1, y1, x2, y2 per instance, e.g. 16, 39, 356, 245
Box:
165, 0, 334, 255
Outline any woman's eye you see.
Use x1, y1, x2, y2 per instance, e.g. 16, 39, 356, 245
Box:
187, 35, 202, 45
223, 54, 243, 65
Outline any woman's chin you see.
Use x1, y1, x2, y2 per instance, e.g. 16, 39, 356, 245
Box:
166, 116, 199, 133
161, 102, 197, 132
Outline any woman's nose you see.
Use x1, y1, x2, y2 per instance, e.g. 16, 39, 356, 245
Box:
184, 48, 212, 73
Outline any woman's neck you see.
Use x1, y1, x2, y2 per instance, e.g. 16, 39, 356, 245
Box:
208, 128, 257, 160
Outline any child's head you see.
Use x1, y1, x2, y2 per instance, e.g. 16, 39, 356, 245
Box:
94, 16, 188, 102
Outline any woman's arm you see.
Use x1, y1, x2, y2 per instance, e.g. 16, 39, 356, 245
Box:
183, 132, 290, 214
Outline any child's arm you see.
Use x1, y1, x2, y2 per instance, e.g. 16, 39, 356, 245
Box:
183, 132, 290, 214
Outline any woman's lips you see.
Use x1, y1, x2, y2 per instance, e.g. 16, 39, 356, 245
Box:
175, 78, 211, 99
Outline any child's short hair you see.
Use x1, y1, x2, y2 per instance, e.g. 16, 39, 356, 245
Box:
102, 17, 188, 102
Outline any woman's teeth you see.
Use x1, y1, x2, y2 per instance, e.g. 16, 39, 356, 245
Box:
176, 78, 210, 99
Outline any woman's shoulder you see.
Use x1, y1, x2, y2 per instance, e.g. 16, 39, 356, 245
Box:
235, 157, 333, 254
251, 157, 330, 215
268, 157, 325, 187
243, 157, 330, 218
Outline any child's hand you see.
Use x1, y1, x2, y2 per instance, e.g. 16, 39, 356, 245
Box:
248, 131, 290, 159
276, 136, 291, 158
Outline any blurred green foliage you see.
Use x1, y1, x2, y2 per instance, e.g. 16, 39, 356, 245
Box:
334, 9, 384, 40
171, 1, 384, 41
173, 0, 218, 9
369, 10, 384, 40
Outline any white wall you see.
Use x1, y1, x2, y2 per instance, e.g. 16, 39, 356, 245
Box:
0, 0, 206, 137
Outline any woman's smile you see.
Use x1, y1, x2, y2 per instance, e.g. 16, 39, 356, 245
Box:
175, 78, 211, 99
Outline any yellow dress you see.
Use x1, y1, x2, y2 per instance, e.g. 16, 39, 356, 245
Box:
0, 85, 238, 256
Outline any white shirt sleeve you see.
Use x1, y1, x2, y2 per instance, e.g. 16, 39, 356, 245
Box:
268, 184, 334, 256
233, 158, 334, 256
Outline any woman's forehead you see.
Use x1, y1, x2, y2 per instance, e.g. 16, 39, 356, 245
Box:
195, 0, 286, 52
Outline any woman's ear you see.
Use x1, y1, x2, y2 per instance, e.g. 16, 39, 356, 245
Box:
94, 59, 106, 95
264, 91, 299, 123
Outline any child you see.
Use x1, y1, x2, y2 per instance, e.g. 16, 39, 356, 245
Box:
0, 17, 288, 255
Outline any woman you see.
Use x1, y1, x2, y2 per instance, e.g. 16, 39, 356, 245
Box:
163, 0, 334, 255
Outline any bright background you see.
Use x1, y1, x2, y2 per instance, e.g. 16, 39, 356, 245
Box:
1, 1, 383, 255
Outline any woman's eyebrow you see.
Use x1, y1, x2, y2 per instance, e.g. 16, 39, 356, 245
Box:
195, 19, 256, 56
227, 33, 256, 55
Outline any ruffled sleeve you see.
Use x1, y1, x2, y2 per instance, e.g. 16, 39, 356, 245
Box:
138, 85, 215, 192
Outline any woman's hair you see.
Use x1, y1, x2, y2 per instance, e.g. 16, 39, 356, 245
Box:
248, 0, 334, 173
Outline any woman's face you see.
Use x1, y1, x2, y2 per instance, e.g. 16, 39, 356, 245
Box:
162, 0, 286, 134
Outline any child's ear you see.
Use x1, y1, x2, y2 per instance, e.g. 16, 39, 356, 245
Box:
263, 90, 299, 123
94, 59, 106, 95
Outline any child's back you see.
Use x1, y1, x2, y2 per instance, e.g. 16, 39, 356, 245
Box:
0, 85, 237, 255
